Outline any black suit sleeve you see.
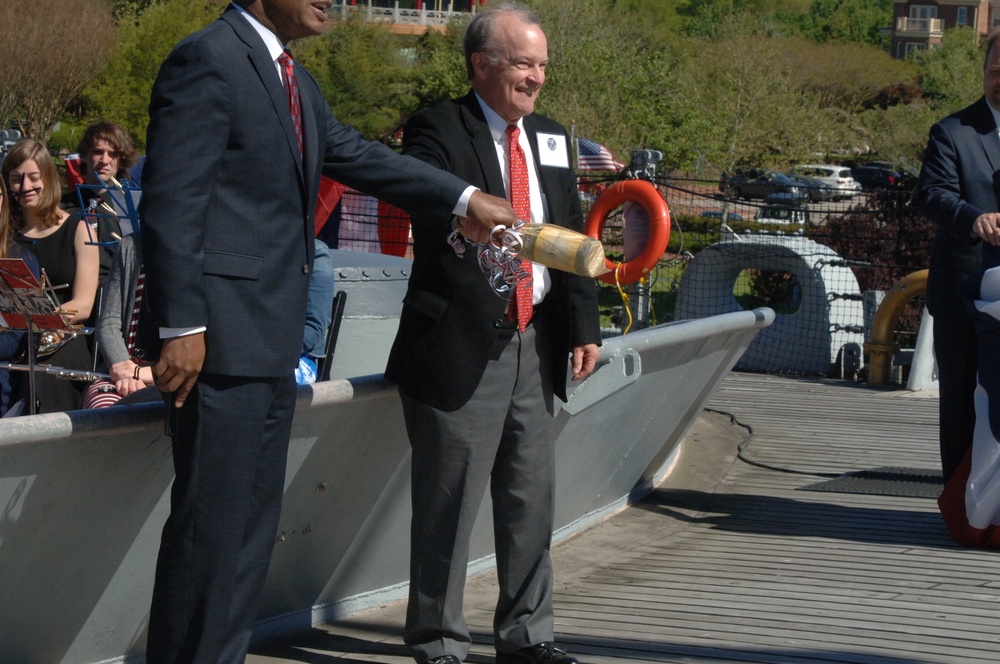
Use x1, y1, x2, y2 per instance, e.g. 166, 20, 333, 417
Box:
141, 35, 229, 330
317, 102, 468, 225
919, 120, 984, 244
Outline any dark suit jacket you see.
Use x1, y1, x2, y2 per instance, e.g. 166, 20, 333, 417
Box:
385, 92, 601, 411
918, 96, 996, 313
140, 6, 470, 378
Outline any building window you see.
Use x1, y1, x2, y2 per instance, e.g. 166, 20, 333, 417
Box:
909, 5, 938, 19
957, 6, 968, 25
905, 42, 927, 57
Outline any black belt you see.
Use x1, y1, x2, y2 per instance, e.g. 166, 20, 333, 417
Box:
492, 299, 544, 330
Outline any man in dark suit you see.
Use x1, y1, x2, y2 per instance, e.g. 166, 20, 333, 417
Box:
139, 2, 517, 662
917, 28, 1000, 484
384, 5, 601, 664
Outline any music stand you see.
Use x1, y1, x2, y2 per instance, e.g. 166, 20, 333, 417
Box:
75, 175, 142, 238
0, 259, 72, 415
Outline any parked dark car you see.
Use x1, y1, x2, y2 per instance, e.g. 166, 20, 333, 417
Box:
699, 210, 744, 222
862, 161, 919, 190
765, 189, 809, 205
851, 165, 900, 191
784, 173, 836, 202
721, 170, 807, 201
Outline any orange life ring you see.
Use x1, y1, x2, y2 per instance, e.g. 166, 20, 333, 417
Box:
583, 180, 671, 285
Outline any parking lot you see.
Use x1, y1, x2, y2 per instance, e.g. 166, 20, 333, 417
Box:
658, 179, 875, 225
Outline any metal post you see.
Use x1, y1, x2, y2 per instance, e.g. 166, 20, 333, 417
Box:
627, 283, 650, 328
26, 317, 36, 415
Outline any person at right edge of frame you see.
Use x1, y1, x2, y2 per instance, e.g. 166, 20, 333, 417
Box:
384, 4, 602, 664
916, 28, 1000, 485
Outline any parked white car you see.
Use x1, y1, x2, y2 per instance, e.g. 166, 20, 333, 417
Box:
789, 164, 860, 200
755, 205, 810, 225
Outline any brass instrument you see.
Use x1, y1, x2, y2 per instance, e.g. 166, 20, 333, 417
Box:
35, 328, 87, 360
0, 362, 109, 382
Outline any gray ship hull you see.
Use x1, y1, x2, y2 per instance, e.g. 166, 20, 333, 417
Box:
0, 253, 772, 664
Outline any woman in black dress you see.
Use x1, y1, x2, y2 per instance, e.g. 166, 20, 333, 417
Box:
0, 172, 41, 415
3, 139, 100, 412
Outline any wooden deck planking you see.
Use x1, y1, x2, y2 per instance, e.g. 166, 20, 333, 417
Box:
249, 372, 1000, 664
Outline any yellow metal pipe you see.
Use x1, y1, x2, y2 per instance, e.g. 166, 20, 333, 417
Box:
864, 269, 928, 387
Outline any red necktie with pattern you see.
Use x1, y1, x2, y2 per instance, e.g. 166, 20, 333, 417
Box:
278, 50, 303, 156
506, 124, 533, 332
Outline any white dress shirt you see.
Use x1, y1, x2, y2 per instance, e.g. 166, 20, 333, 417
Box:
474, 93, 551, 304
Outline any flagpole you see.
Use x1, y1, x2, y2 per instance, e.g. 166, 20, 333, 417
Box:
571, 123, 578, 170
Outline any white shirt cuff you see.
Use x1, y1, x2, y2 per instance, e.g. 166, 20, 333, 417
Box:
452, 186, 478, 218
160, 326, 207, 339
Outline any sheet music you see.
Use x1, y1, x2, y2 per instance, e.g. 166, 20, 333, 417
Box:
0, 259, 70, 330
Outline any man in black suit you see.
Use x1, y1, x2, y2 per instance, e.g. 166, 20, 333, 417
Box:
139, 2, 517, 662
384, 4, 601, 664
917, 28, 1000, 483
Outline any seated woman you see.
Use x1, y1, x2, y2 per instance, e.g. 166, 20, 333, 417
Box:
0, 178, 40, 415
3, 139, 100, 412
81, 233, 157, 408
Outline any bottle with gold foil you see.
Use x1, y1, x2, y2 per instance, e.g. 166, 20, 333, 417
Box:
514, 223, 609, 278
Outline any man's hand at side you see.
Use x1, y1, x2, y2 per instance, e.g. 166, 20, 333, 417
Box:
571, 343, 600, 382
154, 332, 206, 408
974, 212, 1000, 245
459, 190, 518, 244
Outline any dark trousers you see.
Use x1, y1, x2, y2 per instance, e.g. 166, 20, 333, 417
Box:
933, 303, 978, 484
401, 319, 557, 663
146, 372, 297, 664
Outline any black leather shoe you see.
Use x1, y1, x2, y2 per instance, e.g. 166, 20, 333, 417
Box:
423, 657, 461, 664
496, 642, 581, 664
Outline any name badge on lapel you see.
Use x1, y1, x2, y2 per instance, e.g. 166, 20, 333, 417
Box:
536, 132, 569, 168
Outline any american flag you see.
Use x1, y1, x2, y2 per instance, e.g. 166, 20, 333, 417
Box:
577, 138, 624, 172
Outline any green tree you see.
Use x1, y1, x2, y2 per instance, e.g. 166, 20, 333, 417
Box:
799, 0, 893, 47
84, 0, 224, 149
678, 0, 810, 38
109, 0, 160, 22
763, 37, 920, 158
780, 38, 917, 114
67, 0, 948, 175
611, 0, 686, 35
309, 14, 419, 140
858, 102, 940, 167
672, 17, 820, 173
521, 0, 682, 166
916, 26, 983, 111
412, 20, 471, 109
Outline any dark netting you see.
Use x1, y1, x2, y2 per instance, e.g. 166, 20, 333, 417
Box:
323, 175, 932, 384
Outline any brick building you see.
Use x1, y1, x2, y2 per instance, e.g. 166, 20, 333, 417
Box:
890, 0, 995, 58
